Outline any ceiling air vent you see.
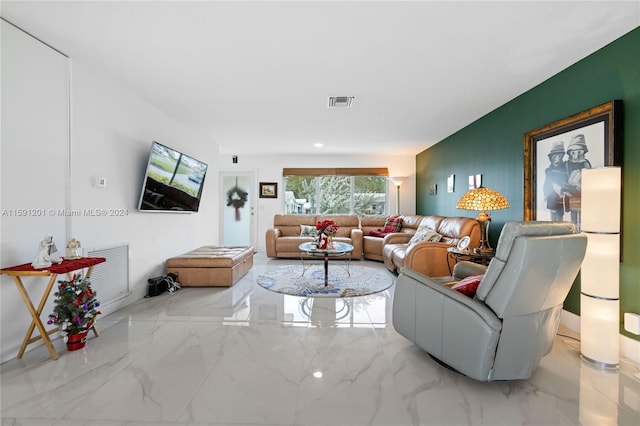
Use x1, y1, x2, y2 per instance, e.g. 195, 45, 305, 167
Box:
328, 96, 355, 108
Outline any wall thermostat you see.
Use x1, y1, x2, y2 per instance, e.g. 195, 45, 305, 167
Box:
92, 176, 107, 189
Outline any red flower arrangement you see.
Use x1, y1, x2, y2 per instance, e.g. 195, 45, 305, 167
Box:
316, 219, 338, 237
316, 220, 339, 249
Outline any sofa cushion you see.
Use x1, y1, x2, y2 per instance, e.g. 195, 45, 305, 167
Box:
451, 274, 484, 297
314, 215, 358, 238
383, 216, 403, 233
399, 215, 427, 230
361, 215, 388, 227
300, 224, 316, 236
273, 214, 317, 237
417, 215, 445, 231
437, 217, 480, 244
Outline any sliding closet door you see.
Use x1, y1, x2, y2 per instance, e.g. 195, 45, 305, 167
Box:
1, 20, 69, 361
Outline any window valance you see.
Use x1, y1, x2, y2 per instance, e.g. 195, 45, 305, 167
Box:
282, 167, 388, 177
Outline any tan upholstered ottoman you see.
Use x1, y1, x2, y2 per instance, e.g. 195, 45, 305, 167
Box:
165, 246, 254, 287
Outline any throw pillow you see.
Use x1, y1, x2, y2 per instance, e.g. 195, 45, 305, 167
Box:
451, 274, 484, 298
300, 225, 317, 237
383, 216, 402, 233
408, 228, 442, 245
369, 229, 389, 238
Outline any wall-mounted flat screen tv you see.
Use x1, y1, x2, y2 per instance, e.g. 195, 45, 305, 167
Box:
138, 141, 208, 212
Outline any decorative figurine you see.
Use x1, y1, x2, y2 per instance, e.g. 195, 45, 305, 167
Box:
65, 238, 82, 260
32, 236, 62, 268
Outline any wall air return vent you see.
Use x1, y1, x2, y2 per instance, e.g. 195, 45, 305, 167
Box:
328, 96, 356, 108
86, 244, 130, 306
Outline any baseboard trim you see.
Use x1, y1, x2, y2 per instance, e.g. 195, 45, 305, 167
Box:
561, 309, 640, 364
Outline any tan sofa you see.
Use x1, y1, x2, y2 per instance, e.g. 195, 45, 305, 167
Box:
362, 214, 480, 277
266, 214, 363, 259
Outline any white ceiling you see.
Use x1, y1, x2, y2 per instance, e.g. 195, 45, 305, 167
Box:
2, 1, 638, 156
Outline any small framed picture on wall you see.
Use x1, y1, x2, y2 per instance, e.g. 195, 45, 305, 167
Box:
468, 174, 482, 190
259, 182, 278, 198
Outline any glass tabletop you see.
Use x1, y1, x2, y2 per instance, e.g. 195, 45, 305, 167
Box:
299, 241, 354, 254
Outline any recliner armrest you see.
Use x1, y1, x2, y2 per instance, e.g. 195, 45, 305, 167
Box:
265, 228, 282, 258
383, 233, 412, 245
349, 228, 364, 259
402, 242, 451, 277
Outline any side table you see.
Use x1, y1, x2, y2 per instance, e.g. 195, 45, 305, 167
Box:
447, 247, 494, 274
0, 257, 106, 360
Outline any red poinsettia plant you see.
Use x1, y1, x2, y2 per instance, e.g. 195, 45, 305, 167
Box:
316, 219, 338, 237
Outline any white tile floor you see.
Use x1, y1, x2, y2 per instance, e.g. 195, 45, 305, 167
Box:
2, 254, 639, 426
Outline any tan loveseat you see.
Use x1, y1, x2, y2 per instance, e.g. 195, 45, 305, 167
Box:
361, 214, 480, 277
265, 214, 363, 259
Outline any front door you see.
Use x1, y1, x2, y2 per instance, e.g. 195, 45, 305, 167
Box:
220, 172, 255, 247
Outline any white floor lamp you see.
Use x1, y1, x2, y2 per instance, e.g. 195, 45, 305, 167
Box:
580, 167, 621, 369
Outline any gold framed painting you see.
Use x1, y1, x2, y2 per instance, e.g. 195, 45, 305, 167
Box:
523, 100, 622, 231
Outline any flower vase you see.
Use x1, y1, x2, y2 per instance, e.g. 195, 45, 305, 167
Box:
66, 330, 89, 351
327, 235, 334, 249
319, 234, 328, 249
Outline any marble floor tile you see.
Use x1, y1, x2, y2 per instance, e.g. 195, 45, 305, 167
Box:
2, 253, 639, 425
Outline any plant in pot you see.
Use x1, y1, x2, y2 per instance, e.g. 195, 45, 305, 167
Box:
48, 274, 101, 351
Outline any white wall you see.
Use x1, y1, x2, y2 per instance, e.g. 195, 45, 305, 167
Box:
219, 153, 416, 254
0, 21, 415, 362
68, 59, 220, 295
0, 22, 220, 362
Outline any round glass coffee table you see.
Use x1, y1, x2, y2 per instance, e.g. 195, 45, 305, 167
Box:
299, 242, 354, 287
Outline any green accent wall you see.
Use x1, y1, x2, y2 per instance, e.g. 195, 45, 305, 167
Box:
416, 27, 640, 341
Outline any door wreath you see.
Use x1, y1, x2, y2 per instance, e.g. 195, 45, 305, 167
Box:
226, 177, 248, 221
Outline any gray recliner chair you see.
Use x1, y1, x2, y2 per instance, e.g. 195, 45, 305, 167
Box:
392, 221, 587, 381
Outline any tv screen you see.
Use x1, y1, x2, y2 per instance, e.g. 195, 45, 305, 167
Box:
138, 141, 208, 212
